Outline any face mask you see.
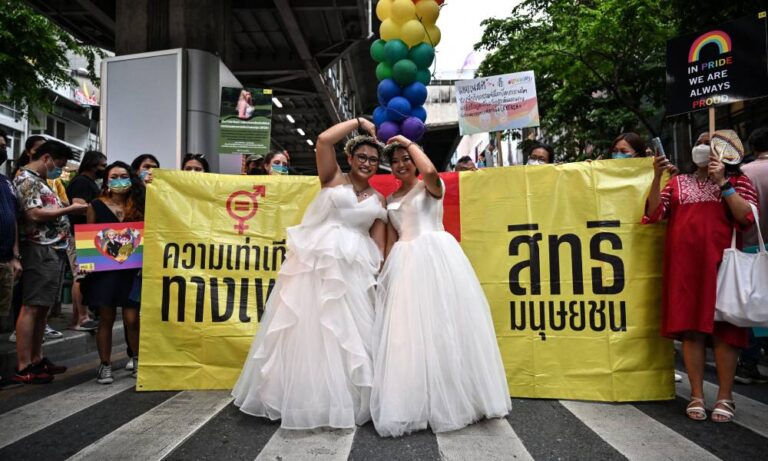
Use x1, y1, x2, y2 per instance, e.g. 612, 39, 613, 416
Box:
527, 159, 545, 166
692, 144, 711, 167
95, 178, 103, 188
271, 164, 289, 175
47, 162, 63, 180
611, 152, 633, 159
107, 178, 132, 193
0, 146, 7, 166
139, 170, 150, 182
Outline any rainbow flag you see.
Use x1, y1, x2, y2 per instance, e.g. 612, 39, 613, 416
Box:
74, 222, 144, 272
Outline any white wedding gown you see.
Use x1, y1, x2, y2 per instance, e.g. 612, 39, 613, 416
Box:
371, 180, 511, 437
232, 183, 386, 429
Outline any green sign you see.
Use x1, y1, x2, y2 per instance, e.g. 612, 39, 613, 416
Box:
218, 87, 272, 155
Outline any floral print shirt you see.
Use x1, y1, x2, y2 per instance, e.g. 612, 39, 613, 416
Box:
14, 168, 70, 249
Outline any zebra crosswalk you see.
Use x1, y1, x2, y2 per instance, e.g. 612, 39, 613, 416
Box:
0, 364, 766, 461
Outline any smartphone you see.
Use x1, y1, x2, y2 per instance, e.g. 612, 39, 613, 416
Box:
650, 137, 666, 158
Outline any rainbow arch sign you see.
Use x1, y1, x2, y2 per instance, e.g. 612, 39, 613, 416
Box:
666, 13, 768, 116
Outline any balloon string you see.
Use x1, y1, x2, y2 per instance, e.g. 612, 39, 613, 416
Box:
415, 16, 438, 81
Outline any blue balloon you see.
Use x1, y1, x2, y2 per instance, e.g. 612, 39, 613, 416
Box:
386, 96, 412, 122
377, 79, 401, 106
410, 105, 427, 122
402, 82, 427, 107
373, 105, 388, 127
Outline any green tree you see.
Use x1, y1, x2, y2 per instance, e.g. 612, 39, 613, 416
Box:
476, 0, 677, 160
0, 0, 102, 119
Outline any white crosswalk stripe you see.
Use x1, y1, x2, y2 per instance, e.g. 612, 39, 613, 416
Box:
560, 400, 721, 461
676, 370, 768, 438
255, 427, 357, 461
66, 390, 232, 461
0, 369, 135, 448
436, 417, 533, 461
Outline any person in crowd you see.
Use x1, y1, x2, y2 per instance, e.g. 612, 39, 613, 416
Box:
237, 90, 254, 120
371, 136, 510, 437
644, 130, 757, 422
13, 141, 88, 384
181, 153, 210, 172
65, 151, 106, 332
527, 143, 555, 165
477, 152, 487, 168
82, 161, 144, 384
246, 154, 265, 175
263, 150, 290, 175
131, 154, 160, 185
0, 130, 22, 333
609, 132, 648, 159
736, 127, 768, 385
233, 117, 387, 429
455, 156, 477, 172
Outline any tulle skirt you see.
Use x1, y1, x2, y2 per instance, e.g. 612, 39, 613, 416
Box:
232, 222, 380, 429
371, 231, 511, 437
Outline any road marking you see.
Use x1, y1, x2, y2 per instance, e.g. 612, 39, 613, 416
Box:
0, 369, 135, 448
436, 417, 533, 461
561, 400, 720, 461
676, 371, 768, 438
67, 390, 232, 461
255, 427, 357, 461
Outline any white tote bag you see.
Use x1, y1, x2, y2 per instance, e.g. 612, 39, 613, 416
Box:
715, 204, 768, 327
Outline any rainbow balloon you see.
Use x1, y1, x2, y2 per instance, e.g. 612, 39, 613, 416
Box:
371, 0, 443, 142
688, 30, 732, 63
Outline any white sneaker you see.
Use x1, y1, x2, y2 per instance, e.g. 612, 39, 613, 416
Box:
131, 357, 138, 378
8, 330, 16, 342
674, 373, 683, 382
97, 364, 114, 384
125, 357, 135, 371
44, 325, 63, 339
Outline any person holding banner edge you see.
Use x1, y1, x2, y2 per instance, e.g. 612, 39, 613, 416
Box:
371, 136, 510, 437
644, 130, 758, 423
232, 117, 387, 429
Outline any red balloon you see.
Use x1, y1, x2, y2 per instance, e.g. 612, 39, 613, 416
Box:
436, 0, 445, 4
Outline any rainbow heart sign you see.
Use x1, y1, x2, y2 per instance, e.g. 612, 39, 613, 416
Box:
455, 71, 540, 136
75, 222, 144, 272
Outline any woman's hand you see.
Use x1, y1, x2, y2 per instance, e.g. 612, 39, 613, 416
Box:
386, 135, 412, 147
358, 118, 376, 138
708, 153, 726, 186
653, 155, 671, 179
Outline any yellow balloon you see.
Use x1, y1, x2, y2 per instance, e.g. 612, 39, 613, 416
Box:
425, 24, 441, 46
380, 19, 401, 42
415, 0, 439, 25
391, 0, 416, 24
400, 19, 426, 48
376, 0, 393, 22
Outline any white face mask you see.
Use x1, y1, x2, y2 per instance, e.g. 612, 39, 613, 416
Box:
692, 144, 711, 167
527, 159, 545, 166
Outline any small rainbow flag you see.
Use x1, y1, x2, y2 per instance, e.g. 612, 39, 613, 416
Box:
74, 222, 144, 272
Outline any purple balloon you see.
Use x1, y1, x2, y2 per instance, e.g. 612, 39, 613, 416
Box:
401, 117, 425, 142
377, 121, 400, 142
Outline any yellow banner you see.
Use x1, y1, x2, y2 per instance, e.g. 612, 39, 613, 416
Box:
137, 170, 319, 391
460, 158, 674, 401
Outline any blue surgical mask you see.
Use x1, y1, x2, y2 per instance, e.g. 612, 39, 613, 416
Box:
47, 165, 63, 180
107, 178, 132, 193
139, 170, 150, 181
271, 164, 289, 175
611, 152, 633, 159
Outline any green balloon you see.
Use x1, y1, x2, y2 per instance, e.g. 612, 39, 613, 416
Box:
376, 62, 393, 81
370, 39, 387, 63
384, 39, 409, 65
392, 59, 418, 85
416, 68, 432, 85
409, 42, 435, 69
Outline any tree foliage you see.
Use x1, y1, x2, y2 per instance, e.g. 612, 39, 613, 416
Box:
0, 0, 102, 119
476, 0, 766, 160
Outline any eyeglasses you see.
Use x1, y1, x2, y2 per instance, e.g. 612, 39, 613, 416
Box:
354, 153, 379, 165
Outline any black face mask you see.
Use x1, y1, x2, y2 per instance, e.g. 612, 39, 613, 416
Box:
0, 146, 7, 166
247, 168, 261, 175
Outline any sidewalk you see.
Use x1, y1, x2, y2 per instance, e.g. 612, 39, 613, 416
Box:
0, 304, 126, 378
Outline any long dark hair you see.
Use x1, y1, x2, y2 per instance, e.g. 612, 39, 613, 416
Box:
130, 153, 160, 172
78, 150, 106, 175
182, 153, 210, 172
100, 161, 145, 221
610, 132, 648, 157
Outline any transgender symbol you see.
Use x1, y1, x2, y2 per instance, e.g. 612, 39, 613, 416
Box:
226, 185, 266, 234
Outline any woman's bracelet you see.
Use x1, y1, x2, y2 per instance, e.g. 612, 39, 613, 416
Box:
722, 187, 736, 198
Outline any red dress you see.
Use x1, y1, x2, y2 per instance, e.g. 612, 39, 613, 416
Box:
644, 174, 758, 348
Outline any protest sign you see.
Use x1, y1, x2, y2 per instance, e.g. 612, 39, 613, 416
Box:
218, 87, 273, 155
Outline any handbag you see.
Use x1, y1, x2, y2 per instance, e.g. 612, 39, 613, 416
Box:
715, 203, 768, 327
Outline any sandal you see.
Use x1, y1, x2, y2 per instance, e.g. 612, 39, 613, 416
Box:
711, 399, 735, 423
686, 397, 707, 421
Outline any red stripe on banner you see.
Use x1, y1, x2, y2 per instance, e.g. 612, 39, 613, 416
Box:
369, 172, 461, 242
